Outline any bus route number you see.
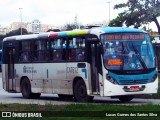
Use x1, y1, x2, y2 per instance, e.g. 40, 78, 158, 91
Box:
67, 67, 78, 73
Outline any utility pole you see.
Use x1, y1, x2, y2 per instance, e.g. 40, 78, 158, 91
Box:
74, 14, 78, 29
19, 8, 23, 35
107, 1, 111, 25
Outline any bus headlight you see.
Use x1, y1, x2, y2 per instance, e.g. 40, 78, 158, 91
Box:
151, 73, 157, 82
106, 74, 117, 84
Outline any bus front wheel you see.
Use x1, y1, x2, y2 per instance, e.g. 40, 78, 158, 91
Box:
21, 77, 32, 99
118, 95, 134, 102
74, 80, 94, 102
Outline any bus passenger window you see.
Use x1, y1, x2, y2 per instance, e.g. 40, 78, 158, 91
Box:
19, 41, 32, 62
33, 40, 49, 62
68, 37, 86, 61
51, 40, 56, 49
61, 39, 66, 48
51, 38, 67, 61
21, 52, 29, 61
69, 40, 73, 48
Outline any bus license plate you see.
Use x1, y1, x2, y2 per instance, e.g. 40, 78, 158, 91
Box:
130, 86, 140, 91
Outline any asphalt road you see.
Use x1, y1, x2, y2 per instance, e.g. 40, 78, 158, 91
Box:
0, 72, 160, 105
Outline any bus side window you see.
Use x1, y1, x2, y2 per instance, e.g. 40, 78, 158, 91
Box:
33, 40, 49, 62
76, 37, 86, 61
51, 38, 67, 61
68, 38, 75, 60
19, 41, 32, 62
68, 37, 86, 61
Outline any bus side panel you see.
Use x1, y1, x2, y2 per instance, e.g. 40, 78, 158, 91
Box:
32, 63, 52, 93
50, 63, 67, 94
15, 63, 67, 94
67, 62, 92, 95
14, 64, 33, 92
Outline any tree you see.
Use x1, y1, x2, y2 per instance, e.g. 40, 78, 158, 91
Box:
109, 0, 160, 34
6, 28, 30, 36
47, 29, 60, 32
0, 34, 5, 49
65, 23, 77, 31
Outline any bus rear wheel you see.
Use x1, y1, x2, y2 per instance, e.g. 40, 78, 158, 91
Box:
21, 77, 32, 99
118, 95, 134, 102
74, 80, 94, 102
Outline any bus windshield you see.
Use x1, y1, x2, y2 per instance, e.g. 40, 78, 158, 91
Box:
101, 33, 155, 71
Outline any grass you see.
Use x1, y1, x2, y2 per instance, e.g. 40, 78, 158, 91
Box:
0, 103, 160, 111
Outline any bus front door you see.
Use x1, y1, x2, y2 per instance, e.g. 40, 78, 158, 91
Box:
88, 42, 102, 94
154, 44, 160, 72
6, 48, 16, 92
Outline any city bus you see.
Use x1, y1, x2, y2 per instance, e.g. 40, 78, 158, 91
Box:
2, 27, 158, 102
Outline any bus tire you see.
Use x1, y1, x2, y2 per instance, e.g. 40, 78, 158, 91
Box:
74, 80, 93, 102
118, 95, 134, 102
21, 77, 32, 99
58, 94, 73, 99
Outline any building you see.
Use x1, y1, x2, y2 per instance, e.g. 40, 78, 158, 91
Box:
10, 22, 21, 31
26, 23, 32, 33
1, 19, 75, 34
32, 19, 42, 33
10, 22, 27, 31
85, 20, 108, 27
0, 25, 11, 35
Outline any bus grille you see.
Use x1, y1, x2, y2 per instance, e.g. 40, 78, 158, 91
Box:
118, 79, 149, 85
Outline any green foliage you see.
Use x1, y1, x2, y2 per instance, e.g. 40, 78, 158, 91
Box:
109, 12, 127, 27
109, 0, 160, 33
0, 34, 5, 49
6, 28, 30, 36
64, 23, 84, 31
65, 23, 77, 31
47, 29, 60, 32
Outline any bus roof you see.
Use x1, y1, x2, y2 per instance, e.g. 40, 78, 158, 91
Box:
3, 34, 39, 41
100, 27, 145, 33
47, 27, 145, 38
47, 29, 89, 38
3, 27, 146, 41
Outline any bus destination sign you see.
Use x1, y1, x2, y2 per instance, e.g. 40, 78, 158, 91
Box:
106, 34, 144, 40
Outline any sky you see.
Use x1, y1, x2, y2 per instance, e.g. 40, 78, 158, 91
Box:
0, 0, 159, 31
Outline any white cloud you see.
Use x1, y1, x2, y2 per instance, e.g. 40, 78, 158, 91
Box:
0, 0, 159, 32
0, 0, 128, 26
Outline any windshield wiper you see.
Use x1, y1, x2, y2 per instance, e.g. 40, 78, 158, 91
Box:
120, 42, 125, 70
132, 44, 147, 70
